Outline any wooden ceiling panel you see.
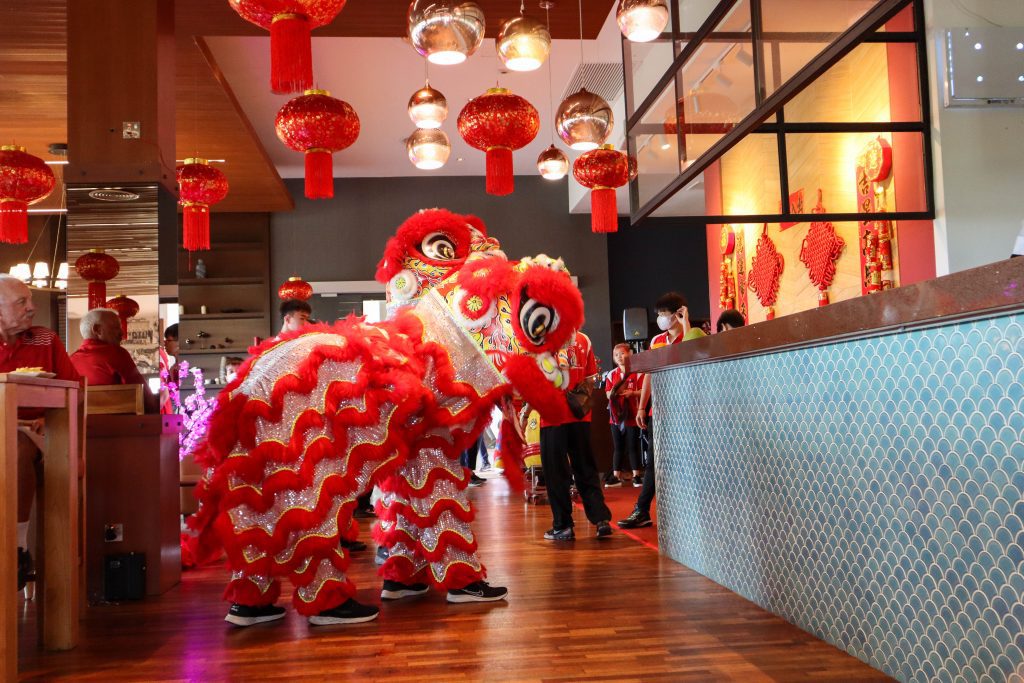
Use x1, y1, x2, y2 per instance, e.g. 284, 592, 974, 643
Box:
175, 0, 617, 40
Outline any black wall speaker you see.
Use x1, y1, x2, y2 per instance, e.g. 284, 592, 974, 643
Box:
622, 307, 649, 341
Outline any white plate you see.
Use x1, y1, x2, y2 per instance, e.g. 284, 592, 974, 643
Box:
10, 371, 56, 378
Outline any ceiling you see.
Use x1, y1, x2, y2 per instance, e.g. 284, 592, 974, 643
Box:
1, 0, 620, 214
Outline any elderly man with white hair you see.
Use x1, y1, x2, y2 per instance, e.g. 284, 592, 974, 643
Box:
0, 274, 79, 591
71, 308, 147, 388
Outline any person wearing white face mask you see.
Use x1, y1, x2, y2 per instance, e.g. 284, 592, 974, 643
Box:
619, 292, 705, 529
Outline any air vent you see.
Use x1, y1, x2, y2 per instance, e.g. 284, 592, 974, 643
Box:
560, 62, 624, 103
87, 188, 140, 202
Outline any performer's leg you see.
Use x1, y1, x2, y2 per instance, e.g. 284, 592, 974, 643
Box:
224, 571, 285, 626
566, 422, 612, 528
539, 425, 574, 533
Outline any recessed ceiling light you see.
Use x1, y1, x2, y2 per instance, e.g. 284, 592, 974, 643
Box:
1017, 42, 1024, 50
660, 143, 671, 150
974, 42, 983, 50
457, 157, 463, 162
976, 75, 984, 82
1019, 75, 1024, 82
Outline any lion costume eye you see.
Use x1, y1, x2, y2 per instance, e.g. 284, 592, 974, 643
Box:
421, 232, 457, 260
519, 298, 557, 345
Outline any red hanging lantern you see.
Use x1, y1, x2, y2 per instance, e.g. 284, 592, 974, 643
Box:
278, 276, 313, 300
276, 89, 360, 200
228, 0, 348, 94
0, 145, 56, 245
105, 295, 140, 338
573, 145, 630, 234
177, 159, 229, 252
457, 87, 539, 196
75, 249, 120, 311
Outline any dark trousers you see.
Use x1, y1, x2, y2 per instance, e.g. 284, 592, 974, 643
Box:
609, 424, 641, 472
635, 427, 656, 514
540, 421, 612, 530
460, 436, 484, 470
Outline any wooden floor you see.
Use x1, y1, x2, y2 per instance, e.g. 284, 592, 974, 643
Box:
19, 481, 890, 682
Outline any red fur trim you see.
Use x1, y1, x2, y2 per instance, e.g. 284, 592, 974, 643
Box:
510, 265, 584, 354
291, 578, 357, 616
385, 465, 467, 499
453, 256, 515, 301
379, 555, 485, 591
502, 354, 575, 425
375, 497, 475, 528
432, 561, 487, 592
375, 209, 474, 282
499, 419, 527, 491
462, 214, 487, 236
224, 575, 281, 607
378, 555, 426, 584
375, 526, 479, 562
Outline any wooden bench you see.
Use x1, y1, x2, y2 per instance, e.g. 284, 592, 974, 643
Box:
86, 384, 144, 416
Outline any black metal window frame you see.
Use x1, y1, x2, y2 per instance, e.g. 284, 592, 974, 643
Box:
622, 0, 935, 228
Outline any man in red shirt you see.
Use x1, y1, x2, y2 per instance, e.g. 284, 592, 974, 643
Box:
0, 274, 80, 589
540, 331, 613, 541
71, 308, 157, 411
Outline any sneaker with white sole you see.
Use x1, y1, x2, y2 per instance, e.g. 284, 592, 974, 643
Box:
224, 603, 286, 627
381, 580, 430, 600
596, 521, 613, 538
603, 477, 623, 488
308, 598, 379, 625
617, 510, 653, 528
543, 527, 575, 541
446, 581, 508, 603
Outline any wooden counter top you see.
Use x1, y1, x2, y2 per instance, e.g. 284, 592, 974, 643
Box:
632, 257, 1024, 374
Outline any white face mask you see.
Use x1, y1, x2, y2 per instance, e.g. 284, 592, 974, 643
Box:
656, 314, 673, 331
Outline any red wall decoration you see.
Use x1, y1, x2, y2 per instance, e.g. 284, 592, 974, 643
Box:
747, 225, 784, 320
856, 137, 899, 294
799, 190, 845, 306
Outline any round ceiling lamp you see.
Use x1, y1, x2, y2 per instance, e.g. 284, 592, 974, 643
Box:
408, 82, 448, 129
496, 3, 551, 72
555, 88, 613, 151
616, 0, 670, 43
407, 1, 486, 66
536, 145, 569, 181
407, 129, 451, 170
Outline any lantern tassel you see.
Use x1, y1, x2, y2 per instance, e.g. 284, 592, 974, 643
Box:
305, 150, 334, 199
590, 188, 618, 234
183, 203, 211, 252
118, 315, 129, 338
485, 147, 514, 196
87, 283, 106, 312
0, 199, 28, 244
270, 14, 313, 94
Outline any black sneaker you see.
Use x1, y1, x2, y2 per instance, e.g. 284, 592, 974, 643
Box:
381, 580, 430, 600
596, 521, 613, 538
543, 527, 575, 541
603, 477, 622, 488
17, 548, 34, 592
375, 546, 390, 566
340, 538, 367, 552
308, 598, 379, 625
224, 603, 286, 627
446, 581, 508, 603
468, 474, 486, 487
632, 476, 643, 487
617, 510, 652, 529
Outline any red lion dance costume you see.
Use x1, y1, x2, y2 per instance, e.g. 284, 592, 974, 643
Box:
191, 209, 581, 626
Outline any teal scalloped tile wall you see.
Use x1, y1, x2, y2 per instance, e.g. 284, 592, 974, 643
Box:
652, 313, 1024, 682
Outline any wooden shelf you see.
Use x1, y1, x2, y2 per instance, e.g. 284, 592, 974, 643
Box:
179, 277, 263, 286
179, 312, 265, 320
179, 348, 251, 356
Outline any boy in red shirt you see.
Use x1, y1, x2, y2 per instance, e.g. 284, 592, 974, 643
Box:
540, 331, 613, 541
604, 343, 643, 487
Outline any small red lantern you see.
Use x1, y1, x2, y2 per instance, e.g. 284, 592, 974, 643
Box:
278, 276, 313, 301
105, 294, 140, 338
457, 87, 539, 196
276, 89, 360, 200
177, 159, 229, 252
573, 145, 630, 234
229, 0, 348, 94
0, 145, 56, 244
75, 249, 120, 310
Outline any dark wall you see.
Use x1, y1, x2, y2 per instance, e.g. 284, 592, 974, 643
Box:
271, 176, 613, 365
606, 217, 710, 343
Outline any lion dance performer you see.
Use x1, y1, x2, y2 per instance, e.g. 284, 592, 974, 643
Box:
191, 239, 582, 626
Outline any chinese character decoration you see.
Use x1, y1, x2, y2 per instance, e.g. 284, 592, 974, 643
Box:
719, 225, 737, 309
856, 136, 897, 294
799, 190, 845, 306
747, 224, 784, 320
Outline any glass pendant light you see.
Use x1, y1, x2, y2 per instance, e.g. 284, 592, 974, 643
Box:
496, 1, 551, 72
554, 0, 613, 151
616, 0, 670, 43
536, 144, 569, 180
408, 0, 486, 66
408, 81, 448, 129
555, 88, 613, 151
407, 128, 451, 170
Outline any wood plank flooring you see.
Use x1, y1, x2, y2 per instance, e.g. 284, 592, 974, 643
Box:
18, 482, 890, 682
